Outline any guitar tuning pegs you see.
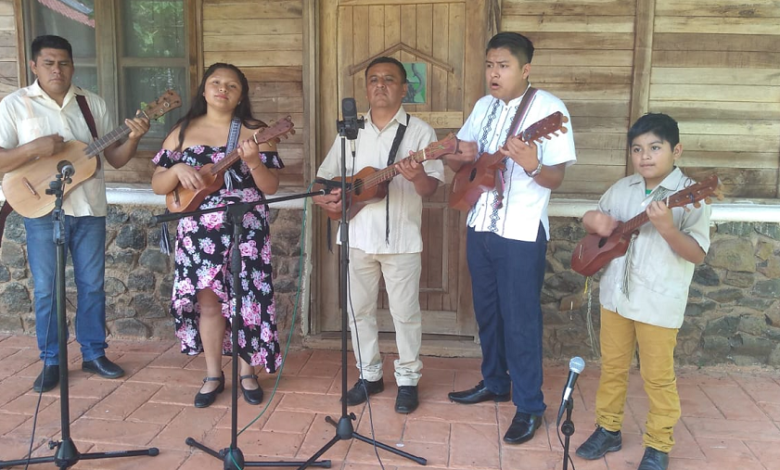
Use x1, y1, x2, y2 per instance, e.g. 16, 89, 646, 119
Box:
289, 129, 296, 135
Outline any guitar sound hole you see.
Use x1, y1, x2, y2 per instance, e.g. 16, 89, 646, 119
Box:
597, 237, 607, 248
469, 168, 477, 182
354, 180, 363, 196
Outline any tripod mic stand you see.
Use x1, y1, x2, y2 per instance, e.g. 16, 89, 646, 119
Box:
0, 173, 159, 469
295, 103, 426, 470
153, 191, 331, 470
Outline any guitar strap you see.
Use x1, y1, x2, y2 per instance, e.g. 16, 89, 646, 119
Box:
494, 87, 537, 207
383, 114, 410, 244
76, 94, 101, 172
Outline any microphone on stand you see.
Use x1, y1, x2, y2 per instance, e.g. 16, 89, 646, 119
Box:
557, 356, 585, 424
340, 98, 364, 154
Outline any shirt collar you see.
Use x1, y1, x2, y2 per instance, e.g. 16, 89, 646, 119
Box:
366, 105, 407, 132
503, 83, 533, 107
27, 80, 82, 107
628, 166, 687, 192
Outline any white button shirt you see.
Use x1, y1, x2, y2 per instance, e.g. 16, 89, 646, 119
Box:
317, 106, 443, 254
457, 86, 577, 241
598, 168, 712, 328
0, 81, 113, 217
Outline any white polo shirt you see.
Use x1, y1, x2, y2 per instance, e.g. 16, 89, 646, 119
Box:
457, 86, 577, 241
0, 81, 113, 217
317, 106, 443, 254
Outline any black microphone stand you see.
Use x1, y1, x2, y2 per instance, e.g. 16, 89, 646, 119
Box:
0, 173, 159, 469
560, 397, 575, 470
153, 192, 331, 469
294, 109, 426, 470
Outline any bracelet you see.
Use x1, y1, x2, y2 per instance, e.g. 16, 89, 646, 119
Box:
249, 163, 262, 172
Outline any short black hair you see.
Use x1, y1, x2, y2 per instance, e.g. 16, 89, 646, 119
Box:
365, 56, 407, 84
486, 32, 534, 64
31, 35, 73, 61
628, 113, 680, 149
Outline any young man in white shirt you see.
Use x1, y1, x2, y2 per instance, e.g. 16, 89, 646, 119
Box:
445, 32, 577, 444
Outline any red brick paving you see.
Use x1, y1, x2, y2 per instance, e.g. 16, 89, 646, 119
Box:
0, 335, 779, 469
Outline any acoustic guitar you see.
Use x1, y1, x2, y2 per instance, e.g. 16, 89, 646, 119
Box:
313, 133, 460, 221
165, 116, 295, 213
570, 174, 721, 277
3, 90, 182, 218
448, 111, 569, 212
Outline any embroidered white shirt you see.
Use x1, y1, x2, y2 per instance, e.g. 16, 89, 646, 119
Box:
456, 86, 576, 241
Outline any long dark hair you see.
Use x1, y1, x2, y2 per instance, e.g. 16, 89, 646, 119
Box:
168, 63, 265, 151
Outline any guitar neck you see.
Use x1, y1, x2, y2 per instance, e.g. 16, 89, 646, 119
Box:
360, 147, 430, 187
617, 212, 650, 236
85, 124, 132, 156
211, 148, 241, 175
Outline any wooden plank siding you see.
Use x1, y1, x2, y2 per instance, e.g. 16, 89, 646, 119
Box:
501, 0, 636, 195
2, 1, 778, 198
501, 0, 780, 198
652, 0, 780, 198
0, 1, 17, 98
202, 0, 305, 188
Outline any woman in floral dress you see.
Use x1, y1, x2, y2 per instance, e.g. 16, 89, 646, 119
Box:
151, 63, 283, 408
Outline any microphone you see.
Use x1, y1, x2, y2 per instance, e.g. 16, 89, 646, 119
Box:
340, 97, 364, 141
557, 356, 585, 423
57, 160, 75, 179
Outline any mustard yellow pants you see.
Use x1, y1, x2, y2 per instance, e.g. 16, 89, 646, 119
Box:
595, 306, 680, 453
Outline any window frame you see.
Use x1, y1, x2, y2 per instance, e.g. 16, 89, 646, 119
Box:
15, 0, 202, 149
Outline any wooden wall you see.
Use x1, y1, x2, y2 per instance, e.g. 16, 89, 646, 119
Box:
202, 0, 305, 188
501, 0, 780, 198
0, 1, 17, 100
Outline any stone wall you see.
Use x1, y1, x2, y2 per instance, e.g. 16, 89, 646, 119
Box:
2, 208, 780, 368
0, 205, 306, 348
544, 219, 780, 367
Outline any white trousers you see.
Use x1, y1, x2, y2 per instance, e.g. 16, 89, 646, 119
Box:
347, 248, 423, 386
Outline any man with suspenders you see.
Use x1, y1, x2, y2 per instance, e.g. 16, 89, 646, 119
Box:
313, 57, 444, 414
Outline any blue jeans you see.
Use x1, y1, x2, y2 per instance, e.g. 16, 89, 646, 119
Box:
24, 215, 108, 365
466, 225, 547, 415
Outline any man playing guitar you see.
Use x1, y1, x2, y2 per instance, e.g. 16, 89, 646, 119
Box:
312, 56, 444, 414
0, 35, 150, 393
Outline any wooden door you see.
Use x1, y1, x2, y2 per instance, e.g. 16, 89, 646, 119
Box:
315, 0, 490, 339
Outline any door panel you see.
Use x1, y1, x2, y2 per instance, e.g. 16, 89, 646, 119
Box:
317, 0, 488, 338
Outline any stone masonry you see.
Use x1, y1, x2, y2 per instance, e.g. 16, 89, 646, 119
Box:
1, 207, 779, 368
0, 204, 306, 350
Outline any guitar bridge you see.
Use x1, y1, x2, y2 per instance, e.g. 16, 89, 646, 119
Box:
22, 178, 41, 199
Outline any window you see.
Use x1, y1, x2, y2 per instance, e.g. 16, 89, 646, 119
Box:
22, 0, 196, 146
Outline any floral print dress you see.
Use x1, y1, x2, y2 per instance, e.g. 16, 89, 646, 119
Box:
153, 145, 285, 372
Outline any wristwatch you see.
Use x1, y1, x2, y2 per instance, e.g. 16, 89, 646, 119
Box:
525, 160, 543, 177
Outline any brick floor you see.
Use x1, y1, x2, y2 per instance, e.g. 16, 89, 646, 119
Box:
0, 335, 779, 469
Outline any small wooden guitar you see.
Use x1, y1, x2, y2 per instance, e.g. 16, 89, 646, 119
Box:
165, 116, 295, 213
448, 111, 569, 212
313, 133, 460, 221
4, 90, 182, 218
570, 174, 721, 277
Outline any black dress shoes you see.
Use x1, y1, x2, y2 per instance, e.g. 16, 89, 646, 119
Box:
503, 412, 543, 444
240, 374, 264, 405
576, 426, 622, 460
448, 381, 511, 404
344, 377, 384, 406
637, 447, 669, 470
395, 386, 419, 414
82, 356, 125, 379
195, 372, 225, 408
33, 364, 60, 393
